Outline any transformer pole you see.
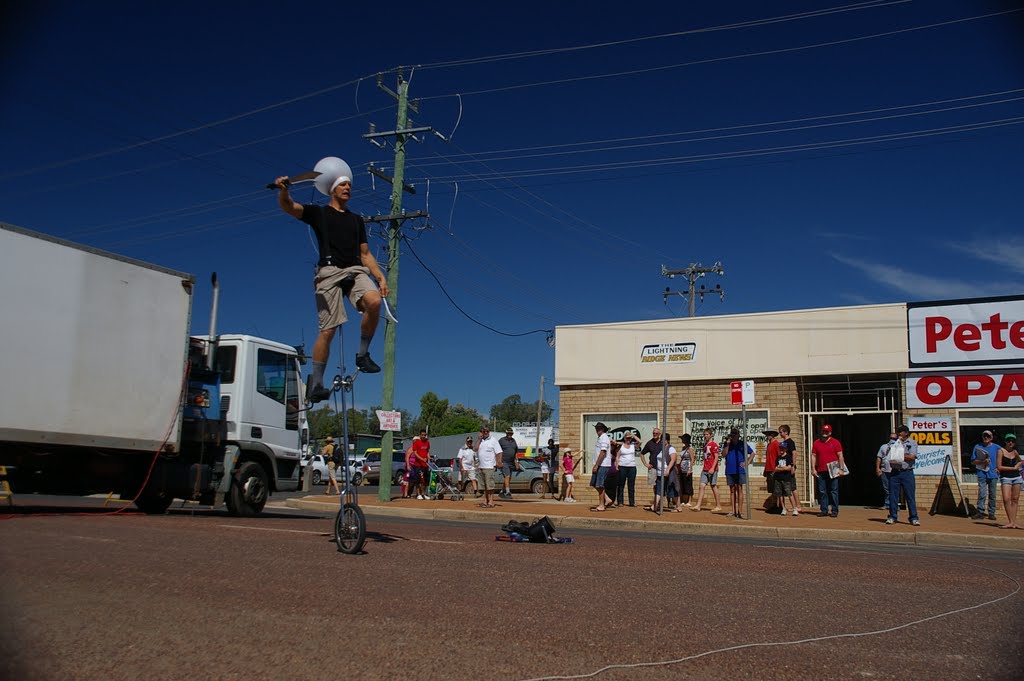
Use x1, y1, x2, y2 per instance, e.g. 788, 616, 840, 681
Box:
662, 262, 725, 317
363, 71, 434, 502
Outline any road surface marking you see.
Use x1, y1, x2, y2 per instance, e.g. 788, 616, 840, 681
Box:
409, 538, 464, 545
219, 524, 326, 535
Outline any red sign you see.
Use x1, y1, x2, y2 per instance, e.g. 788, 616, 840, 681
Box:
730, 381, 742, 405
906, 371, 1024, 408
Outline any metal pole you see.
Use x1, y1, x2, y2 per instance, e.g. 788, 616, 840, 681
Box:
333, 334, 357, 506
535, 375, 543, 450
743, 404, 751, 520
658, 380, 668, 515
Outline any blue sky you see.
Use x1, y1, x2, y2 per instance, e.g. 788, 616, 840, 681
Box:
2, 0, 1022, 418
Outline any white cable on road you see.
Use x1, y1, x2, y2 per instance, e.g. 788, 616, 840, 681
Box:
518, 547, 1021, 681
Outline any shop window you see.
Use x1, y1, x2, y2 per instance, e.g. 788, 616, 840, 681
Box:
581, 413, 658, 472
959, 425, 1023, 482
686, 410, 770, 473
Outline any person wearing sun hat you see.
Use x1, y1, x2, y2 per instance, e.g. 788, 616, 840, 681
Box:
457, 436, 478, 496
996, 433, 1022, 529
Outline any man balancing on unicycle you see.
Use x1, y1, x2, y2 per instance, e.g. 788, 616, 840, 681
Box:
274, 161, 388, 404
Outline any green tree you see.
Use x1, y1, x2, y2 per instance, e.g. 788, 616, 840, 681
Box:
443, 403, 486, 435
415, 391, 450, 435
489, 393, 553, 433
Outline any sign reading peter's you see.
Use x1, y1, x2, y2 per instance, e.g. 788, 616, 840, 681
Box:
908, 295, 1024, 368
906, 295, 1024, 409
640, 342, 696, 364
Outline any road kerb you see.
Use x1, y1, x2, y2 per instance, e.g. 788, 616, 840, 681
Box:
283, 497, 1024, 550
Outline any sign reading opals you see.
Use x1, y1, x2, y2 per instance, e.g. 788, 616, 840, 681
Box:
640, 342, 696, 364
907, 416, 953, 475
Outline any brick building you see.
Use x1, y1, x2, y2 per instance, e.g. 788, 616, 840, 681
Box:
554, 295, 1024, 512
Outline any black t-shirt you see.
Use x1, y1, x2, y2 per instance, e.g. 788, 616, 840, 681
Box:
301, 205, 367, 268
775, 438, 797, 480
640, 439, 662, 467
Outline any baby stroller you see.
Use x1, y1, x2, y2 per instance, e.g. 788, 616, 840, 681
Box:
427, 459, 464, 501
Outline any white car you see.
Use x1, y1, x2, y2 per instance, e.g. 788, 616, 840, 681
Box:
301, 454, 362, 486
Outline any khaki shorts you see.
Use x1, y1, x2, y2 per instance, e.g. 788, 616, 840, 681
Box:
314, 265, 378, 330
477, 468, 497, 491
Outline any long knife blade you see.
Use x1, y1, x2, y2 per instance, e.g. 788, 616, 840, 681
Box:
265, 170, 321, 189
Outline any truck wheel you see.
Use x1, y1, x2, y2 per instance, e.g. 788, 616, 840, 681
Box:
531, 479, 546, 496
228, 461, 269, 516
392, 470, 405, 486
312, 470, 322, 485
134, 489, 174, 515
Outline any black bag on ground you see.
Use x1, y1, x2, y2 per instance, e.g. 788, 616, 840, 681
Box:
527, 516, 556, 543
500, 517, 557, 543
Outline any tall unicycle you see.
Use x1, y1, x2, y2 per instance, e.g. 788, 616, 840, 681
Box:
326, 336, 366, 555
335, 498, 366, 554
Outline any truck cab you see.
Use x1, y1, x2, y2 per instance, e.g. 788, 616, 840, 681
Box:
209, 335, 307, 514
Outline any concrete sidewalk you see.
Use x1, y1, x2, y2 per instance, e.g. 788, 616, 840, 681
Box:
285, 492, 1024, 551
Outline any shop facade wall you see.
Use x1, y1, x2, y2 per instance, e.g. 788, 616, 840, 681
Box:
559, 378, 803, 506
895, 380, 1004, 516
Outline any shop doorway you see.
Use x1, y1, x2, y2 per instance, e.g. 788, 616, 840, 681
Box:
808, 413, 893, 507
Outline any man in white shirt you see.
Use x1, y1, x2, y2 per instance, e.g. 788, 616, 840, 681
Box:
474, 425, 503, 508
457, 437, 478, 496
592, 422, 613, 511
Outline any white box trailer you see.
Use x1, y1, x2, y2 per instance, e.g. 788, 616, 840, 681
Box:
0, 223, 193, 452
0, 223, 308, 515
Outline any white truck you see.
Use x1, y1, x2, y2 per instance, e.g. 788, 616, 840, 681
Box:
0, 222, 309, 515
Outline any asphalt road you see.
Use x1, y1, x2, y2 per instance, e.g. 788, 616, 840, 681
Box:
1, 498, 1022, 681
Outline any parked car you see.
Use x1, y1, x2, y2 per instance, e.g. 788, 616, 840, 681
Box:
361, 448, 408, 485
495, 457, 549, 495
300, 454, 362, 486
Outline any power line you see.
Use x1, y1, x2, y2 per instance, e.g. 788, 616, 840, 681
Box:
0, 73, 392, 181
419, 8, 1024, 100
406, 90, 1024, 168
415, 116, 1024, 183
402, 235, 552, 337
413, 0, 909, 70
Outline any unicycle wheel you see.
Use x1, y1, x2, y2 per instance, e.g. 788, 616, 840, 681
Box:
334, 502, 366, 554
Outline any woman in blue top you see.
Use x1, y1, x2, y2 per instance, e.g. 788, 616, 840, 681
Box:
724, 428, 753, 519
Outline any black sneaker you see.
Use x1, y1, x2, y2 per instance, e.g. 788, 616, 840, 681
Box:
355, 353, 381, 373
306, 383, 332, 404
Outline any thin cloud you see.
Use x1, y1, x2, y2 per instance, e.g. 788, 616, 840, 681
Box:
945, 236, 1024, 275
830, 253, 1013, 300
817, 230, 874, 242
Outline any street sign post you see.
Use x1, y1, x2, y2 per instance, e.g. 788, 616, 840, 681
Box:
730, 380, 755, 520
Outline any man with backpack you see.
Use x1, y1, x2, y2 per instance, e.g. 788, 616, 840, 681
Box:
322, 436, 341, 496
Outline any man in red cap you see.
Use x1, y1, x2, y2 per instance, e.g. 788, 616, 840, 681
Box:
810, 424, 845, 517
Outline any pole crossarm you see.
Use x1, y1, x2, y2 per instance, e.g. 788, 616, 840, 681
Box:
367, 165, 416, 194
364, 210, 429, 224
661, 261, 725, 317
363, 126, 433, 140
